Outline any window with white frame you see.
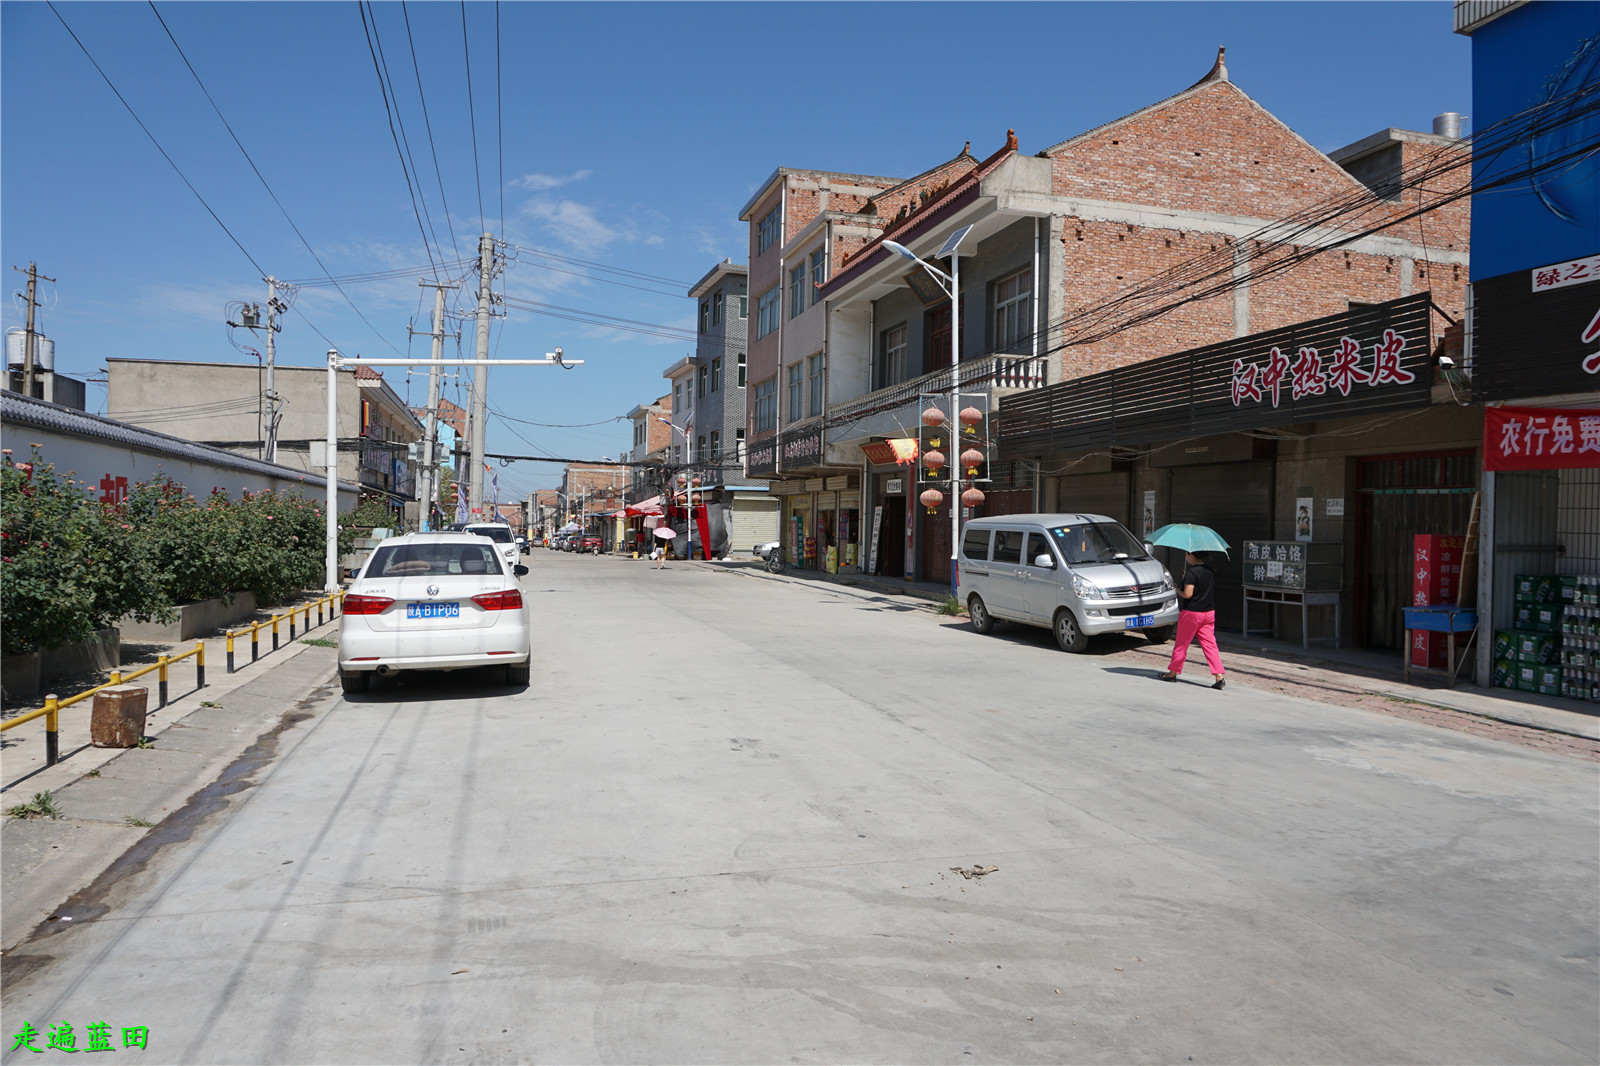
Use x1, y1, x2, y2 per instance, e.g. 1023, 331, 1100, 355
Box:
736, 427, 746, 460
789, 264, 806, 319
711, 290, 723, 327
673, 382, 681, 410
755, 286, 780, 339
699, 302, 709, 334
754, 378, 777, 433
737, 281, 747, 318
810, 249, 826, 305
697, 365, 708, 399
711, 357, 722, 393
697, 433, 706, 459
993, 267, 1033, 352
879, 323, 908, 389
758, 207, 780, 254
736, 352, 747, 388
808, 353, 824, 417
787, 362, 804, 421
710, 430, 719, 460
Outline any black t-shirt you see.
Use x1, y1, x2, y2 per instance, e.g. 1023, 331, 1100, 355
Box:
1180, 563, 1216, 613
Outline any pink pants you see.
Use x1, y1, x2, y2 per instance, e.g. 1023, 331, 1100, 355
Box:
1169, 610, 1224, 675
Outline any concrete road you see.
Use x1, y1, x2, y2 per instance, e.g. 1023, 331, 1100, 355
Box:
4, 552, 1597, 1064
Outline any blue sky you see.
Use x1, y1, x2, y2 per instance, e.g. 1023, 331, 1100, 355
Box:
0, 1, 1470, 498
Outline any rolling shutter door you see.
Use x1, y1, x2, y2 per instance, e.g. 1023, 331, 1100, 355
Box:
1167, 461, 1273, 632
729, 495, 778, 553
1055, 471, 1130, 525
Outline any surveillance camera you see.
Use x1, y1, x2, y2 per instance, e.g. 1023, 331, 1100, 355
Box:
1437, 355, 1456, 369
555, 346, 563, 358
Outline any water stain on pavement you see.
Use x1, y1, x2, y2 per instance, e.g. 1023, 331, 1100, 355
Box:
1, 678, 334, 992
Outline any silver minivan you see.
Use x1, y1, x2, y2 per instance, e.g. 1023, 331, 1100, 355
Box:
956, 513, 1179, 652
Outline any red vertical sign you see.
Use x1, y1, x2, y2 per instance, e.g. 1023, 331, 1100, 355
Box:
1411, 534, 1465, 668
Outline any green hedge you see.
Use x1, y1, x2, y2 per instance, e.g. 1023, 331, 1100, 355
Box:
1, 451, 331, 655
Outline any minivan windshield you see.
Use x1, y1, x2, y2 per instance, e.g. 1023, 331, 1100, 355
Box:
1047, 521, 1148, 565
467, 525, 514, 544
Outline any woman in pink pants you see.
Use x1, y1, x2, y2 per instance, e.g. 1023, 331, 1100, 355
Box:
1159, 551, 1225, 689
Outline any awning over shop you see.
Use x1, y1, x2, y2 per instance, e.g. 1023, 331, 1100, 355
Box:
625, 495, 664, 516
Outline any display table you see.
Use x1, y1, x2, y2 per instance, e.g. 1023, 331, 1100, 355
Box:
1243, 586, 1342, 650
1401, 605, 1478, 687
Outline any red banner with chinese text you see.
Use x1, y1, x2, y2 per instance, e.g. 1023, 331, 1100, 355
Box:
1483, 406, 1600, 472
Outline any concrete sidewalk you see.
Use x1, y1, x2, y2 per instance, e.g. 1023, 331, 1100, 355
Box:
0, 644, 339, 952
700, 555, 1600, 744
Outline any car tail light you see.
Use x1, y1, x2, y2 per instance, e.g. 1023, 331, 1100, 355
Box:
471, 589, 523, 611
343, 594, 395, 615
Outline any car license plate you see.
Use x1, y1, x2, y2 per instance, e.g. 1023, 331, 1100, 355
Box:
407, 602, 459, 619
1124, 614, 1155, 629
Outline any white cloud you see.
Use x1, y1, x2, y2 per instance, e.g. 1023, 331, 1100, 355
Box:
509, 169, 593, 191
518, 198, 622, 253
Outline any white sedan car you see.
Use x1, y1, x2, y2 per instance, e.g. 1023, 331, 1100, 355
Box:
462, 521, 521, 570
338, 532, 530, 693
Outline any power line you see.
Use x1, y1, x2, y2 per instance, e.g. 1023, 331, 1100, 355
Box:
359, 0, 444, 311
508, 244, 694, 288
365, 2, 446, 280
281, 258, 477, 288
149, 1, 404, 358
495, 0, 504, 243
460, 0, 486, 234
401, 1, 463, 264
47, 2, 265, 276
497, 294, 699, 341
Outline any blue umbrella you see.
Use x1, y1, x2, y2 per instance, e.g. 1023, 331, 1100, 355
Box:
1147, 523, 1231, 556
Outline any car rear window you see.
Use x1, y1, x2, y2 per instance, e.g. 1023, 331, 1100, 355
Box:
961, 528, 991, 560
367, 542, 505, 577
467, 525, 514, 543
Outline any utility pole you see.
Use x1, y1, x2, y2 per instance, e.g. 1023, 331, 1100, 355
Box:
12, 262, 54, 399
468, 232, 495, 516
410, 280, 459, 531
263, 277, 280, 462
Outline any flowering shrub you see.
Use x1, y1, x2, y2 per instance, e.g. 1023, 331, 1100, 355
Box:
1, 451, 329, 655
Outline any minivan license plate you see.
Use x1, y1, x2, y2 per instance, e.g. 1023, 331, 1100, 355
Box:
407, 602, 459, 619
1124, 614, 1155, 629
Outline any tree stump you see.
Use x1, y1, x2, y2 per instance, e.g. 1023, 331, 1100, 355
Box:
91, 686, 148, 748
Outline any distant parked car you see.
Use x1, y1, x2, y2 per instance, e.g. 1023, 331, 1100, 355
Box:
338, 532, 530, 693
515, 533, 528, 553
579, 534, 603, 554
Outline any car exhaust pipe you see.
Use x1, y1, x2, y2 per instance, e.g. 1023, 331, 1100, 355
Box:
376, 665, 397, 677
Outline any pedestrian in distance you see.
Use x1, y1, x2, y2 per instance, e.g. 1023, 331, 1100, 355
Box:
1159, 550, 1226, 688
651, 543, 666, 569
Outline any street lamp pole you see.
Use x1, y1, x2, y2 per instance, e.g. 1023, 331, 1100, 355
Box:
883, 226, 973, 595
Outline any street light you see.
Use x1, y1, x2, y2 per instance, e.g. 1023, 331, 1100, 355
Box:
883, 225, 973, 594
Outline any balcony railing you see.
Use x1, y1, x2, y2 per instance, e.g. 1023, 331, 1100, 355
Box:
829, 353, 1048, 424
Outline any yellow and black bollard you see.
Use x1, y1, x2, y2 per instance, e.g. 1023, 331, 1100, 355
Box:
196, 640, 205, 689
158, 655, 170, 708
44, 696, 59, 766
226, 631, 236, 674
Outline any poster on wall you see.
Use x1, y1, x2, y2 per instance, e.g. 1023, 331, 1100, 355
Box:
1142, 490, 1156, 538
1483, 405, 1600, 471
1295, 497, 1313, 542
867, 505, 884, 576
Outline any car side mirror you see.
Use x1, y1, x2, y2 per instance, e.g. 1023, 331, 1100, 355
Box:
1033, 553, 1056, 569
513, 564, 529, 577
1143, 542, 1154, 554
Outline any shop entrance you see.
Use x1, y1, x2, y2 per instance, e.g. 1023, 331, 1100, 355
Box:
875, 496, 905, 578
1356, 452, 1477, 649
920, 500, 953, 586
1167, 461, 1273, 632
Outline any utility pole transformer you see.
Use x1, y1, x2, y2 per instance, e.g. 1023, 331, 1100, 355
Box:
12, 262, 54, 399
468, 232, 495, 515
413, 280, 459, 531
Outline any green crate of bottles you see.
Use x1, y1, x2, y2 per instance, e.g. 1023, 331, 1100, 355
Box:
1514, 631, 1562, 664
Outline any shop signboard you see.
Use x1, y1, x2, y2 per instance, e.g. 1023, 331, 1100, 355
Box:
746, 437, 777, 477
779, 424, 824, 469
1412, 534, 1465, 668
999, 293, 1434, 458
1483, 405, 1600, 471
1472, 265, 1600, 400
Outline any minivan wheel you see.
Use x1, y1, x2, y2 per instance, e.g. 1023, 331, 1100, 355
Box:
1145, 625, 1176, 645
340, 669, 370, 694
1053, 609, 1090, 653
968, 594, 995, 635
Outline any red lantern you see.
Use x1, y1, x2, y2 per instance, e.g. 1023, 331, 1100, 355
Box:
920, 488, 944, 513
923, 448, 946, 474
921, 405, 947, 428
959, 406, 983, 434
960, 448, 984, 476
962, 487, 986, 508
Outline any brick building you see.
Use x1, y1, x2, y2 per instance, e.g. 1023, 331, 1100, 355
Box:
741, 49, 1476, 652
